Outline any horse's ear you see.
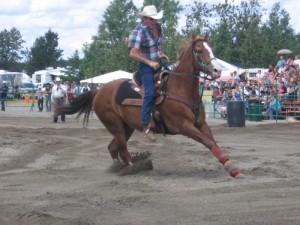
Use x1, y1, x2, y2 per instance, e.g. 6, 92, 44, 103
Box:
204, 31, 210, 41
191, 33, 197, 40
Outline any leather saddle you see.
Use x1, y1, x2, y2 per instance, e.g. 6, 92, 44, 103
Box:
116, 70, 170, 107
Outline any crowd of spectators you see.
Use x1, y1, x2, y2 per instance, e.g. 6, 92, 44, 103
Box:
200, 54, 300, 119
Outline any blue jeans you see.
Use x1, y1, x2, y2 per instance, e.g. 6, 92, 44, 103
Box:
138, 63, 156, 126
266, 107, 279, 119
1, 98, 6, 111
46, 94, 51, 111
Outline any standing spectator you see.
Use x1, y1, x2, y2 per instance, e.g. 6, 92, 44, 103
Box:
81, 82, 90, 94
51, 77, 67, 123
73, 82, 82, 97
36, 86, 44, 112
276, 55, 286, 70
30, 94, 36, 112
0, 81, 9, 111
45, 83, 52, 112
66, 82, 75, 103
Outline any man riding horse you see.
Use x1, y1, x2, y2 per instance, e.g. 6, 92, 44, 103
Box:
128, 5, 169, 142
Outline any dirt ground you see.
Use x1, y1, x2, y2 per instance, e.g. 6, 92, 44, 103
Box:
0, 107, 300, 225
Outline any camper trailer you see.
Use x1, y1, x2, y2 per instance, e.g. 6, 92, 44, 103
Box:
0, 70, 31, 86
32, 67, 67, 87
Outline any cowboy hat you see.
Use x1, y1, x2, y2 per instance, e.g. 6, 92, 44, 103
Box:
136, 5, 163, 20
55, 77, 61, 82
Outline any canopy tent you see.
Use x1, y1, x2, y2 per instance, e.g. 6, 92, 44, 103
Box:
216, 58, 244, 81
80, 70, 132, 84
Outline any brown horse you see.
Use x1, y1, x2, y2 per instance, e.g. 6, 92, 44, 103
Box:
59, 34, 242, 178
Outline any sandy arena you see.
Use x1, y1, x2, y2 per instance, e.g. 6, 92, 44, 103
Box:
0, 107, 300, 225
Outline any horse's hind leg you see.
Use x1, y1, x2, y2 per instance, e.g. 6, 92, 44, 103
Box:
106, 121, 134, 165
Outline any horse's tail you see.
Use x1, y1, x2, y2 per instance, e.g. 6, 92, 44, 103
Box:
58, 90, 98, 126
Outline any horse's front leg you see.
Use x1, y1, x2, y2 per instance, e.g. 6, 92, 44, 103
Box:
180, 122, 242, 178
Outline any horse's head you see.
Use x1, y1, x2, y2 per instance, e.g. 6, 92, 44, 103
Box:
175, 33, 222, 80
191, 33, 221, 80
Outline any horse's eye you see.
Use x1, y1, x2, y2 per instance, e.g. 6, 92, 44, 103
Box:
196, 48, 203, 54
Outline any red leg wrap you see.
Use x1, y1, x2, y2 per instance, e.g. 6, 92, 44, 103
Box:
210, 146, 229, 164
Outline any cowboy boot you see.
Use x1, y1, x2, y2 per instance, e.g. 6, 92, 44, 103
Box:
143, 126, 156, 142
143, 116, 156, 142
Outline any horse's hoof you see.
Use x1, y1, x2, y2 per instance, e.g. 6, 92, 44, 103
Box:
224, 160, 244, 178
234, 172, 245, 179
118, 159, 153, 176
229, 168, 245, 178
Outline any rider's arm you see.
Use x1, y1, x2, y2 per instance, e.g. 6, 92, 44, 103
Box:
129, 48, 160, 70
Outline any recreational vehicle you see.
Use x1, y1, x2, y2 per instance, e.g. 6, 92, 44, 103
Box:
32, 67, 67, 87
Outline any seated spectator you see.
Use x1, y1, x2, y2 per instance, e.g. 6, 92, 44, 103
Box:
293, 55, 300, 68
265, 95, 281, 120
233, 71, 241, 85
297, 80, 300, 102
283, 79, 297, 101
252, 85, 262, 97
262, 73, 271, 86
256, 69, 263, 85
268, 64, 275, 73
231, 85, 242, 101
242, 85, 251, 99
285, 56, 294, 70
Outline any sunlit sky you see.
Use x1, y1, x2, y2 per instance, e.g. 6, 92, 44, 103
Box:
0, 0, 299, 59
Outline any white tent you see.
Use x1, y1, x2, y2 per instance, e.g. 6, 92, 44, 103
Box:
80, 70, 132, 84
216, 58, 244, 81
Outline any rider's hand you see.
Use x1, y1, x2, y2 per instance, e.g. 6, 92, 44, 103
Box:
149, 61, 160, 70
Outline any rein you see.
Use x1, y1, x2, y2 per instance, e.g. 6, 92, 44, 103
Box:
157, 71, 203, 121
156, 38, 216, 120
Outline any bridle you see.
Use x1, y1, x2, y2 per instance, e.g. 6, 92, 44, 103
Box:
191, 39, 217, 81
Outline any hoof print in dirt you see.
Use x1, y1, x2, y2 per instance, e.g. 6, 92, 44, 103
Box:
131, 151, 152, 163
118, 159, 153, 176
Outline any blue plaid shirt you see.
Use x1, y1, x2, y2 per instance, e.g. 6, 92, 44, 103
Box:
128, 23, 163, 62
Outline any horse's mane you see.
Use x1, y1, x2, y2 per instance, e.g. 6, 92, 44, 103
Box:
180, 34, 206, 50
177, 34, 207, 60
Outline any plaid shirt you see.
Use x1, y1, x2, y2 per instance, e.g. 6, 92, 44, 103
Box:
128, 23, 163, 62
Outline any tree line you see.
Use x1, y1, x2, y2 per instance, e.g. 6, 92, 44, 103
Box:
0, 0, 299, 82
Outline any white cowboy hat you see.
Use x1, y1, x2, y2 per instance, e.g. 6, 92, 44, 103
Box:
136, 5, 163, 20
2, 81, 6, 84
55, 77, 61, 82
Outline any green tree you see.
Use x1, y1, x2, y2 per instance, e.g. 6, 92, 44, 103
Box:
231, 0, 264, 67
0, 27, 25, 71
25, 29, 63, 75
65, 50, 83, 82
263, 2, 298, 66
82, 0, 137, 77
184, 0, 299, 69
